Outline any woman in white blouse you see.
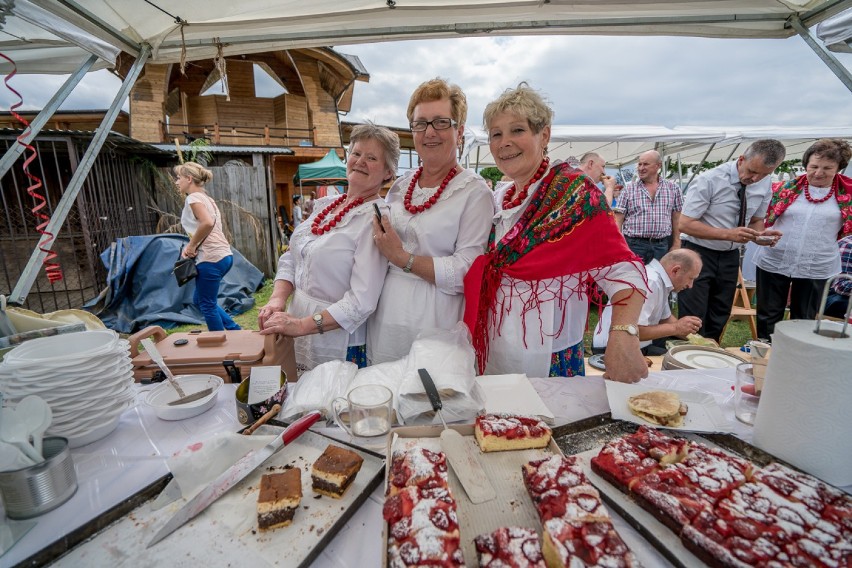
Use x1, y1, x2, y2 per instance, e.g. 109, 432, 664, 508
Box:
368, 78, 494, 364
464, 83, 648, 382
755, 138, 852, 339
258, 124, 399, 370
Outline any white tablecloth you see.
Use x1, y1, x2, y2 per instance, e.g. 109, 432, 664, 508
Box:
0, 368, 793, 567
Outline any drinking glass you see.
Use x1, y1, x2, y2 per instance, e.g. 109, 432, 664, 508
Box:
734, 363, 760, 425
331, 385, 393, 442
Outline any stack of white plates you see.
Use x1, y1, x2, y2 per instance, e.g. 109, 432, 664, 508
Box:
662, 344, 748, 371
0, 330, 135, 448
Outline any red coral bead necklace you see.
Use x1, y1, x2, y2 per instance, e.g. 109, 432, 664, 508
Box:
802, 176, 837, 204
403, 165, 459, 214
502, 158, 550, 210
311, 194, 366, 235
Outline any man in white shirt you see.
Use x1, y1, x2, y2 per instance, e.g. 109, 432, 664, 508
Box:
677, 139, 786, 342
594, 249, 704, 354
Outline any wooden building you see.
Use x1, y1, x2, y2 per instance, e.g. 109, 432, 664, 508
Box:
122, 47, 369, 231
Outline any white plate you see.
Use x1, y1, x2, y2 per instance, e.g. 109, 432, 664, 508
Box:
670, 348, 744, 369
2, 331, 120, 364
474, 374, 555, 424
604, 381, 734, 433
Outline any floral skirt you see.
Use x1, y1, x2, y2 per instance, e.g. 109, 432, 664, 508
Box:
346, 345, 368, 369
549, 340, 585, 377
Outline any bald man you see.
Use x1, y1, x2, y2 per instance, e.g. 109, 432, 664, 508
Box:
614, 150, 683, 262
593, 249, 703, 354
578, 152, 619, 206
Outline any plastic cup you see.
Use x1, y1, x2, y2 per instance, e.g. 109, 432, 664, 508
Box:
735, 363, 760, 425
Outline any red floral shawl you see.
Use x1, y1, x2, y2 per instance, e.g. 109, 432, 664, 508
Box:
463, 162, 643, 373
765, 174, 852, 239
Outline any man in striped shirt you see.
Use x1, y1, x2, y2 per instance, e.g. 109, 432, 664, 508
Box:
614, 150, 683, 262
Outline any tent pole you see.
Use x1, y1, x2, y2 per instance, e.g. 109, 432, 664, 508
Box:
789, 15, 852, 93
9, 45, 151, 306
683, 142, 717, 192
0, 54, 98, 179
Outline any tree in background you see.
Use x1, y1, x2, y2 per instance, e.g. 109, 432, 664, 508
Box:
479, 166, 503, 189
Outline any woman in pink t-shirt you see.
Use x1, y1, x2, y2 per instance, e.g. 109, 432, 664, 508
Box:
175, 162, 241, 331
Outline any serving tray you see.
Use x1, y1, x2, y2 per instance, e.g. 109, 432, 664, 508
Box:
551, 413, 849, 568
37, 427, 384, 568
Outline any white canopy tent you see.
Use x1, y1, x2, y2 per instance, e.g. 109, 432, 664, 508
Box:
463, 125, 852, 169
1, 0, 851, 303
0, 0, 850, 74
817, 6, 852, 52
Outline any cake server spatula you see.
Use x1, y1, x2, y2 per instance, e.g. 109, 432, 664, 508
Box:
147, 409, 322, 547
141, 338, 213, 405
418, 368, 495, 504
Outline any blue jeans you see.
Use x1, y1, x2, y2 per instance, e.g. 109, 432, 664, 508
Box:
625, 236, 668, 263
194, 255, 241, 331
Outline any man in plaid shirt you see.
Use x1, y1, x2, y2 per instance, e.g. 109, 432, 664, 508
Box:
614, 150, 683, 262
826, 235, 852, 318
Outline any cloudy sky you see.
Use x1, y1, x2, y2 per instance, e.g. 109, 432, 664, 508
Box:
1, 34, 851, 130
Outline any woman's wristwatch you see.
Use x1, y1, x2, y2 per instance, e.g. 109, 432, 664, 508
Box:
402, 253, 415, 273
610, 324, 639, 337
312, 313, 324, 334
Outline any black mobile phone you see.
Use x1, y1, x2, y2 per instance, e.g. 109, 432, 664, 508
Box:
373, 203, 386, 232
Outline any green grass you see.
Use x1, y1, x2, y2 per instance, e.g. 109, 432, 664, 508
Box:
166, 279, 273, 335
170, 281, 755, 351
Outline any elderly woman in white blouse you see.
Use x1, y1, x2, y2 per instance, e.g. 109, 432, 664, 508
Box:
258, 124, 399, 370
367, 78, 494, 364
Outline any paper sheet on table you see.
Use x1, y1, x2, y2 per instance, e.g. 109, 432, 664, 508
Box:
474, 374, 555, 424
165, 432, 275, 502
605, 380, 734, 433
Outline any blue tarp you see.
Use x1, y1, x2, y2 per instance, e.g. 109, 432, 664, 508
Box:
84, 234, 264, 333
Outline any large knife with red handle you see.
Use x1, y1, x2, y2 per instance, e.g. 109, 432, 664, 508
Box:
147, 409, 322, 547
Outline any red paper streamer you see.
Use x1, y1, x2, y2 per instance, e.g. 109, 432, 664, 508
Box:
0, 51, 63, 283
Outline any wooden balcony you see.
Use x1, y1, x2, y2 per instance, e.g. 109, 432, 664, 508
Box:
161, 122, 315, 147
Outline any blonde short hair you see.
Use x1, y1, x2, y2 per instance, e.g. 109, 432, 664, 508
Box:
173, 162, 213, 185
406, 78, 468, 126
483, 82, 553, 134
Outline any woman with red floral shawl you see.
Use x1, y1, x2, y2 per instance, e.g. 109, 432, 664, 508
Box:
754, 138, 852, 339
463, 84, 649, 382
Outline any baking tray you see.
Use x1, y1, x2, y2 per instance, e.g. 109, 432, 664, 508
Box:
39, 427, 384, 568
551, 413, 849, 568
383, 424, 560, 567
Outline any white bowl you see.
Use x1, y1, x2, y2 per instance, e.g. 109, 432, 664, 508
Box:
3, 331, 119, 365
145, 374, 223, 421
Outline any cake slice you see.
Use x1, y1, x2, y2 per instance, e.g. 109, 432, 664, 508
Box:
474, 526, 545, 568
257, 467, 301, 530
475, 414, 551, 452
541, 518, 638, 568
387, 446, 449, 496
311, 444, 364, 498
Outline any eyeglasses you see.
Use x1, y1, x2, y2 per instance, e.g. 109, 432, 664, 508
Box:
410, 118, 457, 132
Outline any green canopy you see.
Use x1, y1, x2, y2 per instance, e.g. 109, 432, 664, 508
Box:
293, 149, 348, 186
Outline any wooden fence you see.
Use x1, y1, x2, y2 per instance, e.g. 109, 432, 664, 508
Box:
178, 162, 275, 275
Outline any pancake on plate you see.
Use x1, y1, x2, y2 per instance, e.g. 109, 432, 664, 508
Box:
627, 390, 688, 427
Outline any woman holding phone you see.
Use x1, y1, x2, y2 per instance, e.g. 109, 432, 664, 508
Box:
368, 78, 494, 365
258, 124, 399, 370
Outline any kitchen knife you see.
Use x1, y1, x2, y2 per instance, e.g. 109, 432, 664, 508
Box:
147, 409, 322, 547
417, 368, 495, 504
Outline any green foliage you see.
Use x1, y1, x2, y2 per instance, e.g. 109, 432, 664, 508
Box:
479, 166, 504, 188
187, 139, 213, 165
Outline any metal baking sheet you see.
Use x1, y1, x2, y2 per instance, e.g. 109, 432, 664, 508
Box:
551, 413, 849, 568
48, 428, 384, 568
